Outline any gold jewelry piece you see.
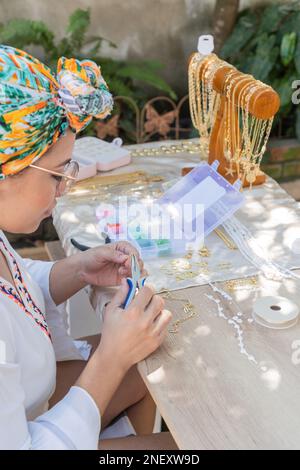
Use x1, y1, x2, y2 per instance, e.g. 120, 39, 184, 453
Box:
188, 53, 223, 157
198, 246, 211, 257
184, 251, 193, 260
214, 228, 237, 250
161, 289, 199, 333
69, 171, 164, 195
188, 52, 275, 188
160, 255, 211, 281
225, 276, 258, 291
130, 141, 203, 158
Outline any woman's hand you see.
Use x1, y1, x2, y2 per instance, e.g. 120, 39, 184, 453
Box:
75, 280, 171, 417
97, 279, 172, 372
49, 240, 146, 308
78, 241, 146, 287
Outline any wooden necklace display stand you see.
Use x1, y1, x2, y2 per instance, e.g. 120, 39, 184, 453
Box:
185, 35, 280, 188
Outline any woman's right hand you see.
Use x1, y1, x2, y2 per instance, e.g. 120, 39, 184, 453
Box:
96, 279, 172, 372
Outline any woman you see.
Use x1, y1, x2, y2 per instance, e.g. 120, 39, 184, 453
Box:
0, 45, 176, 450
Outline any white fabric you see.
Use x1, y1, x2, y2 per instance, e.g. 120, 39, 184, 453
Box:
53, 140, 300, 296
99, 413, 136, 441
72, 340, 93, 361
0, 231, 101, 449
23, 258, 92, 362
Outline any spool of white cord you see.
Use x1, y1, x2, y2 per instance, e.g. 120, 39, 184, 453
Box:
253, 296, 299, 329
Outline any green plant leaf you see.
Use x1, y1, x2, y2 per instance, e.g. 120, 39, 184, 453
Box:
277, 9, 300, 43
93, 57, 122, 75
66, 8, 90, 52
0, 19, 55, 55
220, 10, 257, 59
84, 35, 117, 55
105, 77, 135, 98
247, 34, 278, 82
117, 65, 177, 99
87, 39, 103, 57
139, 59, 164, 71
257, 4, 291, 34
280, 32, 297, 66
53, 38, 74, 60
221, 2, 300, 139
295, 32, 300, 74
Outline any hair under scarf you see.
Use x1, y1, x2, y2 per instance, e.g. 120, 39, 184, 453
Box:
0, 45, 114, 179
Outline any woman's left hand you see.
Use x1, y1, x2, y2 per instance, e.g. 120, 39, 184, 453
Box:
78, 241, 146, 287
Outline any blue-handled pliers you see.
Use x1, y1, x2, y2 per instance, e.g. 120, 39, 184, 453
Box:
122, 254, 146, 309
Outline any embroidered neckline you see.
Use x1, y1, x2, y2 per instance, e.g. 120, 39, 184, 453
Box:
0, 236, 52, 341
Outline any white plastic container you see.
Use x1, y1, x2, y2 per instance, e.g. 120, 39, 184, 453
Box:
73, 136, 131, 174
96, 160, 245, 259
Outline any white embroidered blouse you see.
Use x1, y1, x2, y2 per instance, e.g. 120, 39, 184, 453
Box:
0, 230, 100, 450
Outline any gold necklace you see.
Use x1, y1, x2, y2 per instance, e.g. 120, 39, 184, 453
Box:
188, 53, 226, 157
223, 70, 242, 172
130, 140, 203, 157
161, 274, 258, 333
236, 79, 255, 177
70, 171, 163, 192
189, 51, 275, 187
230, 75, 253, 178
240, 83, 263, 186
214, 228, 237, 250
161, 289, 199, 334
239, 83, 274, 186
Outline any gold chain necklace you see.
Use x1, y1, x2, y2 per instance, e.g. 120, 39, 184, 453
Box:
223, 70, 242, 167
130, 140, 203, 157
161, 289, 199, 334
189, 52, 275, 187
188, 53, 225, 157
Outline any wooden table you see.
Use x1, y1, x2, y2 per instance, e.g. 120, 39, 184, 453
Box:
87, 222, 300, 450
136, 280, 300, 450
53, 139, 300, 450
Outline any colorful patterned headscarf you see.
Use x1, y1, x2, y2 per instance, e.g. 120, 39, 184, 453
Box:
0, 45, 113, 179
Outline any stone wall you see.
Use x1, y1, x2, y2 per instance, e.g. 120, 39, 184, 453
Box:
0, 0, 290, 94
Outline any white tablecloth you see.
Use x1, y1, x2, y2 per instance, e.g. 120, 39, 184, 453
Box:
53, 139, 300, 295
54, 141, 300, 282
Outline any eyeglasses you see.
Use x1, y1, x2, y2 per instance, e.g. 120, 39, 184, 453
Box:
29, 160, 79, 196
